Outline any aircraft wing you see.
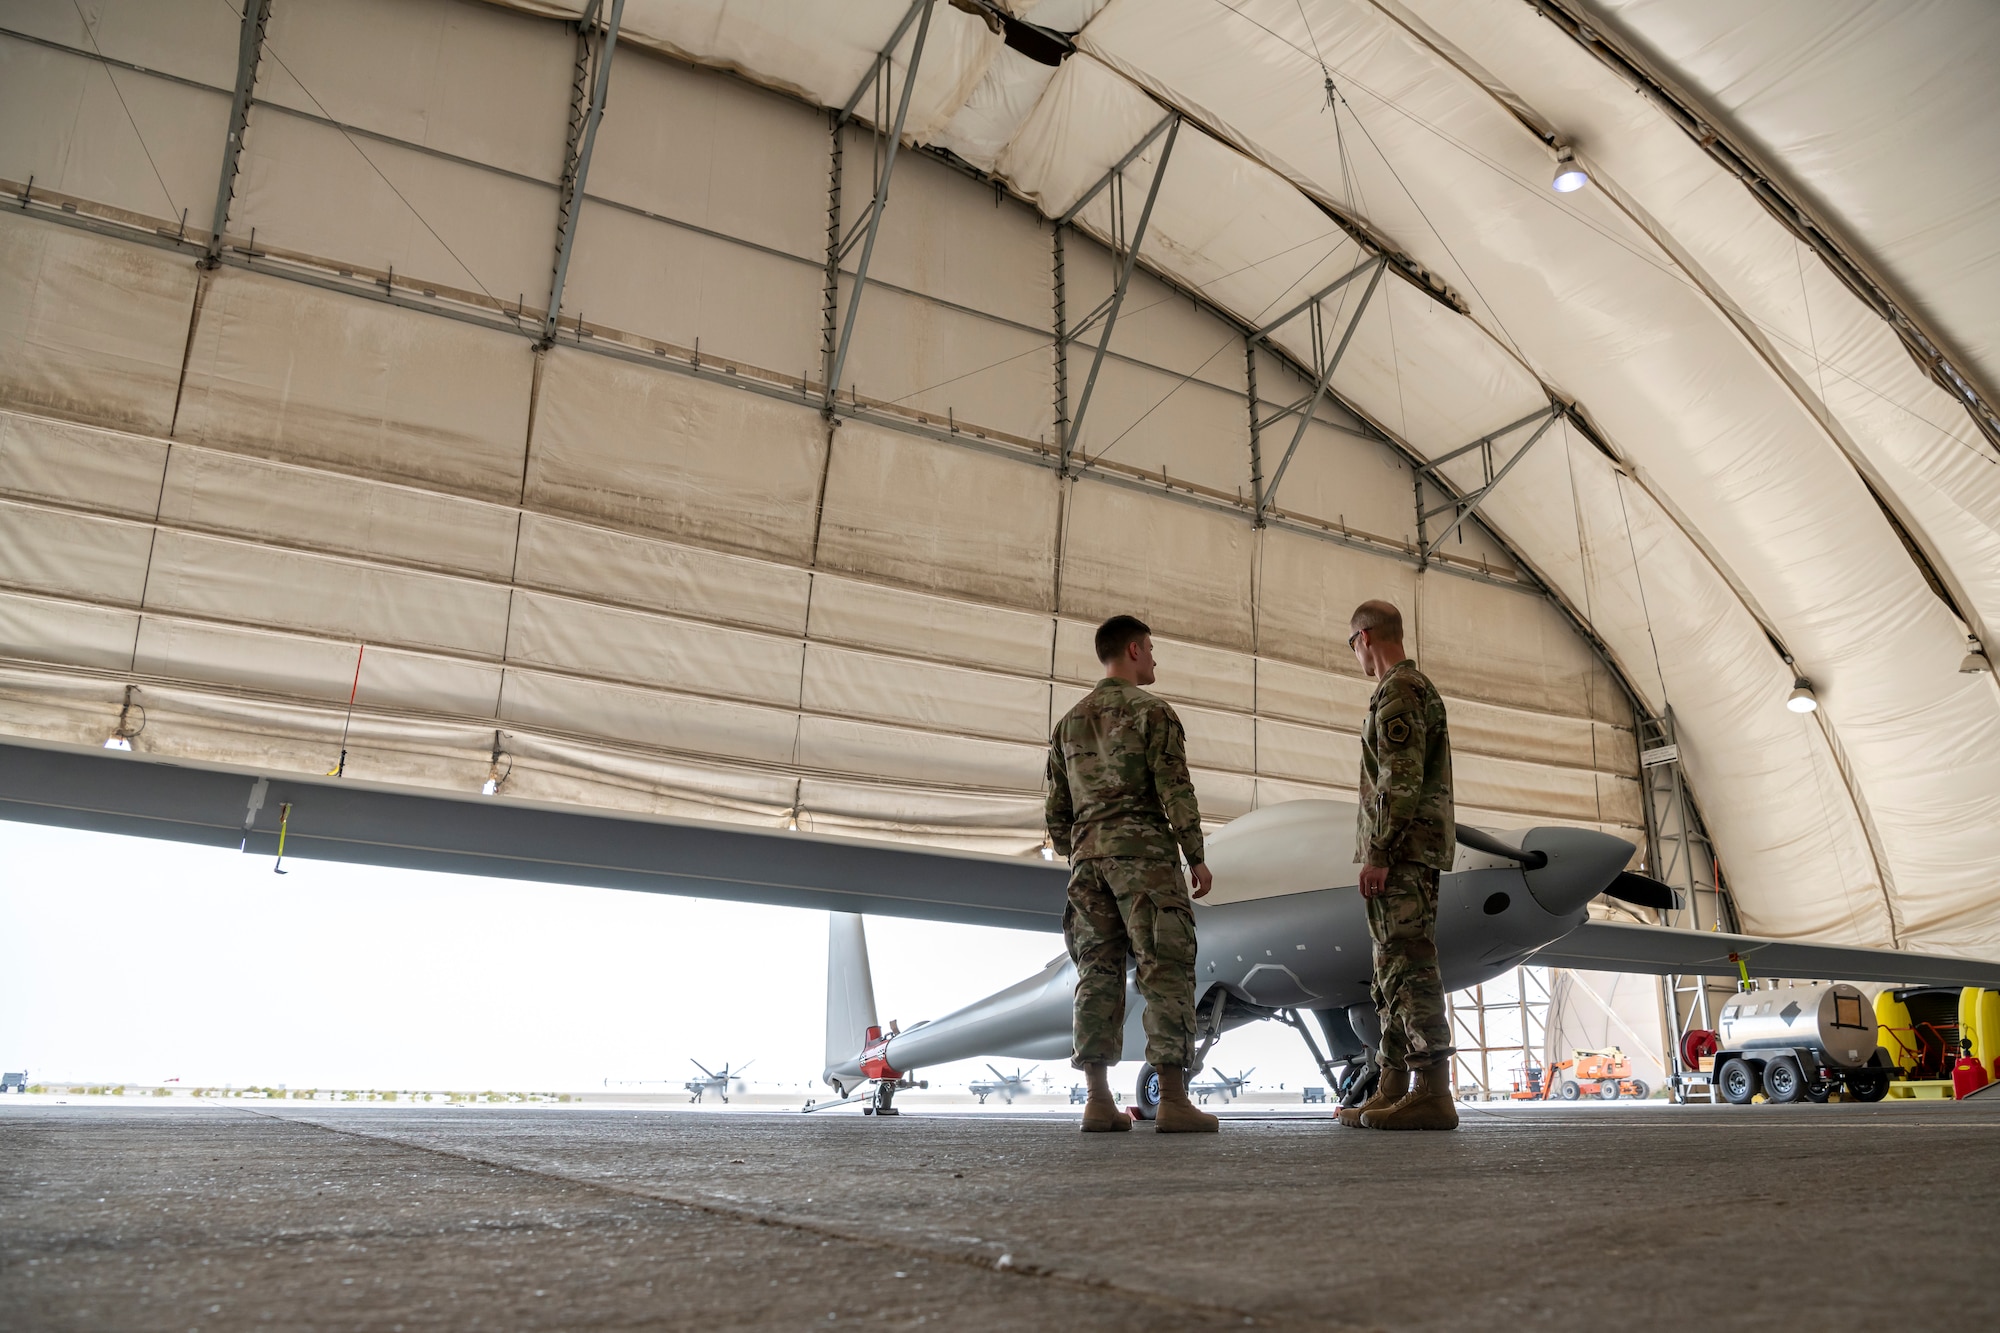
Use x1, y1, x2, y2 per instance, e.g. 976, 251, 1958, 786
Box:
1532, 920, 2000, 989
0, 739, 1066, 932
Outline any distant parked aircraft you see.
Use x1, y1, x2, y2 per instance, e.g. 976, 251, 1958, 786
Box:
967, 1064, 1037, 1104
685, 1060, 752, 1103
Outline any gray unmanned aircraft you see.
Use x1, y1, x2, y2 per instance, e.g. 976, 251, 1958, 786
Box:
967, 1065, 1039, 1104
819, 798, 2000, 1117
685, 1060, 752, 1103
1189, 1068, 1255, 1104
11, 739, 2000, 1120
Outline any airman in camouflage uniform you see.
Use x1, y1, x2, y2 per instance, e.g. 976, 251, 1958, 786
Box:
1343, 599, 1460, 1131
1047, 615, 1217, 1132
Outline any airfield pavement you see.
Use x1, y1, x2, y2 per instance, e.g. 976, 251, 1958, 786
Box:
3, 1097, 1997, 1330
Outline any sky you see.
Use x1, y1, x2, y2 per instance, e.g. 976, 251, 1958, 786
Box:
0, 820, 1329, 1097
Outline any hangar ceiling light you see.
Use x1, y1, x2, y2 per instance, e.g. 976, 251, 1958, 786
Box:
1551, 148, 1589, 193
1787, 680, 1820, 714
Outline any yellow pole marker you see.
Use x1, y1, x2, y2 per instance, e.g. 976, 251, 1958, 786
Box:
274, 802, 291, 875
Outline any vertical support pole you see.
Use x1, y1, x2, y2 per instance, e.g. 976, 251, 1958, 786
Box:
821, 117, 844, 392
204, 0, 273, 266
1245, 337, 1263, 516
541, 0, 624, 346
1052, 226, 1068, 453
825, 0, 936, 415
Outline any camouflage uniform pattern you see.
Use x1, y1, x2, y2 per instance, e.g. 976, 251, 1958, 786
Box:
1064, 858, 1198, 1068
1045, 679, 1205, 866
1366, 862, 1451, 1070
1355, 660, 1455, 870
1047, 678, 1207, 1068
1356, 659, 1456, 1071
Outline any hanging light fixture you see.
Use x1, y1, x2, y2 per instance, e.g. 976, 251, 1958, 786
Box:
1552, 147, 1589, 193
1960, 637, 1992, 674
1786, 677, 1819, 713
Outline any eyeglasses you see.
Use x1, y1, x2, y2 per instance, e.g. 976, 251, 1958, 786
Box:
1347, 629, 1364, 650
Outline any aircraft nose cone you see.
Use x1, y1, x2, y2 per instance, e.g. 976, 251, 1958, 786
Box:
1519, 826, 1637, 919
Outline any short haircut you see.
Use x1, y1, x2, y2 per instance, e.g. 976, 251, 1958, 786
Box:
1095, 614, 1151, 663
1349, 600, 1403, 642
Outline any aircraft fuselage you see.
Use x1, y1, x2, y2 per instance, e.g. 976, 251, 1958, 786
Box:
832, 801, 1636, 1081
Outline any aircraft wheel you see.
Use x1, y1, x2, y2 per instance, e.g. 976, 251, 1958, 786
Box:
1134, 1064, 1161, 1121
1844, 1069, 1890, 1103
1763, 1056, 1804, 1104
1717, 1058, 1759, 1105
1557, 1080, 1581, 1101
1598, 1080, 1621, 1101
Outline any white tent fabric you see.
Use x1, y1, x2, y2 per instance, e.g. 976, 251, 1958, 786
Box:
0, 0, 1994, 955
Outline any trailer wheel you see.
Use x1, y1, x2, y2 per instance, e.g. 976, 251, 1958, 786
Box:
1763, 1056, 1804, 1104
1844, 1069, 1890, 1103
1804, 1078, 1833, 1104
1598, 1080, 1621, 1100
1134, 1064, 1161, 1121
1557, 1080, 1581, 1101
1718, 1058, 1759, 1105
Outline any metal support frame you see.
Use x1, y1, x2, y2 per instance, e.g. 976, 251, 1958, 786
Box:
1415, 404, 1559, 562
1637, 710, 1737, 1102
1448, 966, 1550, 1099
1253, 257, 1385, 523
541, 0, 623, 347
1244, 338, 1262, 507
1058, 115, 1180, 472
204, 0, 272, 266
824, 0, 936, 413
1052, 227, 1068, 444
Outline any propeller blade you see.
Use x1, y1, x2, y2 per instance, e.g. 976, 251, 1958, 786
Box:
1603, 872, 1680, 912
1455, 825, 1548, 870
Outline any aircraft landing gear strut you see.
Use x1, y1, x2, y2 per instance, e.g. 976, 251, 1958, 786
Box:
1278, 1007, 1373, 1107
861, 1076, 927, 1116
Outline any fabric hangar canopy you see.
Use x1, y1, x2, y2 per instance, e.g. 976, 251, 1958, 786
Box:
0, 0, 1994, 956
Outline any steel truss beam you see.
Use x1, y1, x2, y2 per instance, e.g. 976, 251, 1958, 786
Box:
1060, 115, 1181, 472
204, 0, 272, 266
1637, 709, 1736, 1102
541, 0, 624, 347
1254, 257, 1385, 523
1416, 404, 1558, 562
825, 0, 936, 413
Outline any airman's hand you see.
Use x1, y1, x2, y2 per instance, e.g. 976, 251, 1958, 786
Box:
1357, 863, 1389, 899
1189, 862, 1213, 899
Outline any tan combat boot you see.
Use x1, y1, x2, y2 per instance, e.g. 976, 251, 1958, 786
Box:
1337, 1066, 1407, 1128
1079, 1062, 1131, 1133
1153, 1066, 1220, 1133
1362, 1061, 1460, 1131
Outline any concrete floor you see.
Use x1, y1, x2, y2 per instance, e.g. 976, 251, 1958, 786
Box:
3, 1100, 1996, 1331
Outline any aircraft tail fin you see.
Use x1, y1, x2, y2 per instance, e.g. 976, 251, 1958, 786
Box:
824, 912, 880, 1082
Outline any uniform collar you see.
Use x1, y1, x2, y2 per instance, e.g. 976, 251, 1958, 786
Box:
1371, 659, 1418, 695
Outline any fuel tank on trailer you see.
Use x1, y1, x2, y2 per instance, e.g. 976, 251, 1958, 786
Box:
1717, 982, 1878, 1067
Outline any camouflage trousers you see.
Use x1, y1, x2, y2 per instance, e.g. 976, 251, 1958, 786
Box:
1366, 862, 1454, 1072
1064, 857, 1199, 1069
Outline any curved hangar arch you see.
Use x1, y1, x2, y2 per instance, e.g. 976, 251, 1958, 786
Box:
0, 0, 1993, 956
